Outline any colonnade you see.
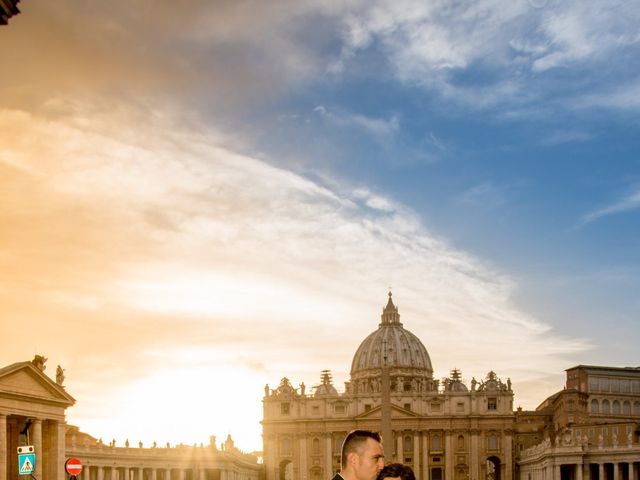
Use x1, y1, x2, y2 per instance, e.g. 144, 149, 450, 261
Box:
523, 460, 640, 480
77, 465, 233, 480
0, 414, 67, 480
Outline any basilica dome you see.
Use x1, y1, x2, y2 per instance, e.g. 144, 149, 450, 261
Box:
350, 293, 434, 386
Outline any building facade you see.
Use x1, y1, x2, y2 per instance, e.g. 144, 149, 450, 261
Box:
262, 294, 515, 480
516, 366, 640, 480
262, 295, 640, 480
0, 357, 261, 480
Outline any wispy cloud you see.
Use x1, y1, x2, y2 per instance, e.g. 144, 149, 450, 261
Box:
314, 104, 400, 139
0, 99, 591, 448
457, 182, 508, 210
331, 0, 640, 111
578, 188, 640, 227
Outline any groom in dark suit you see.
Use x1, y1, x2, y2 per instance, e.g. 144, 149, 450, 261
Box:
332, 430, 384, 480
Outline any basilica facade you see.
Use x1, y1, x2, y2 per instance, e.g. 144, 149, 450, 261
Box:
262, 293, 516, 480
262, 294, 640, 480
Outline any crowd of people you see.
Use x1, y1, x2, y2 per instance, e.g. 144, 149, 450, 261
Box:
332, 430, 416, 480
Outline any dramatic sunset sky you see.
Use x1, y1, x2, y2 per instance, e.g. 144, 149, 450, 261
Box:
1, 0, 639, 452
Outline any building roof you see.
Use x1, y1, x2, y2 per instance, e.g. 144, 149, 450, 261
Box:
566, 365, 640, 375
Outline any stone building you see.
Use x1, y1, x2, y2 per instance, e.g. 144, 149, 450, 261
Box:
262, 293, 515, 480
0, 357, 261, 480
516, 366, 640, 480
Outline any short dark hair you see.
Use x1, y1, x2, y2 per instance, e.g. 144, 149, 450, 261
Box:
340, 430, 382, 467
376, 463, 415, 480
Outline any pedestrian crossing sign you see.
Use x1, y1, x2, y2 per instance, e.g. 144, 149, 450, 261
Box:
18, 453, 35, 475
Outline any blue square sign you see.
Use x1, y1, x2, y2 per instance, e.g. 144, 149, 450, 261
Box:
18, 453, 35, 475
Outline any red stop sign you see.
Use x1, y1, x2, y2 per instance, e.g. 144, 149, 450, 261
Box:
65, 457, 83, 476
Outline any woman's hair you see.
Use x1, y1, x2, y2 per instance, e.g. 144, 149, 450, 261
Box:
376, 463, 416, 480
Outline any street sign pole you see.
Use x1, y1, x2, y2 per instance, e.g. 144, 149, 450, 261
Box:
17, 445, 36, 477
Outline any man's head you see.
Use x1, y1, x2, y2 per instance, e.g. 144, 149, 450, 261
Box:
376, 463, 416, 480
340, 430, 384, 480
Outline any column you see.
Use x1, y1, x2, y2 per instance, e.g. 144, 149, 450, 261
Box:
397, 433, 403, 463
165, 468, 172, 480
422, 431, 430, 480
445, 432, 453, 480
577, 464, 583, 480
413, 432, 420, 478
614, 463, 620, 480
599, 464, 604, 480
98, 467, 105, 480
139, 468, 144, 480
123, 466, 130, 480
0, 414, 7, 480
470, 431, 479, 480
56, 421, 67, 480
32, 419, 43, 480
179, 469, 186, 480
85, 466, 92, 480
325, 435, 333, 477
504, 431, 513, 480
299, 435, 307, 480
152, 470, 158, 480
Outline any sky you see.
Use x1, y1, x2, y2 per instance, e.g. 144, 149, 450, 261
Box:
1, 0, 639, 453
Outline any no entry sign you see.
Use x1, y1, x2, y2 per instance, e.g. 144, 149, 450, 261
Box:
65, 457, 83, 476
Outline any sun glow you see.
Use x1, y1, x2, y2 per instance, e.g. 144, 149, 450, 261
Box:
73, 361, 268, 452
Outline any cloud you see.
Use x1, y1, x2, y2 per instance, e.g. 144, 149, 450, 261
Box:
456, 182, 508, 210
0, 100, 590, 423
6, 0, 640, 121
331, 0, 640, 111
578, 188, 640, 226
313, 105, 400, 139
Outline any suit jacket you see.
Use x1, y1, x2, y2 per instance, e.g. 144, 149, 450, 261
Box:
331, 473, 345, 480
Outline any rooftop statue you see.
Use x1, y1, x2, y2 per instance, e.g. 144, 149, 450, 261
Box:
31, 354, 47, 372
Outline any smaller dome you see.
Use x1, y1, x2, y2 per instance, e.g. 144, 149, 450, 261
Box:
314, 370, 338, 397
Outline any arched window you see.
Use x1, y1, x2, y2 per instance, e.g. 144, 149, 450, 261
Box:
622, 401, 631, 416
590, 399, 599, 413
602, 399, 610, 414
404, 435, 412, 451
312, 438, 320, 455
488, 434, 498, 450
634, 402, 640, 416
432, 434, 441, 451
612, 400, 621, 415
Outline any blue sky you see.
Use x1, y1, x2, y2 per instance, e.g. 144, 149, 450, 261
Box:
1, 0, 639, 451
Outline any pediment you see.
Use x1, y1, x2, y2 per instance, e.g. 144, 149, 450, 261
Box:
0, 362, 75, 406
355, 404, 419, 419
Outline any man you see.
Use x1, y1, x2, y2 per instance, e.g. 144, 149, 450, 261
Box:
376, 463, 415, 480
332, 430, 384, 480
